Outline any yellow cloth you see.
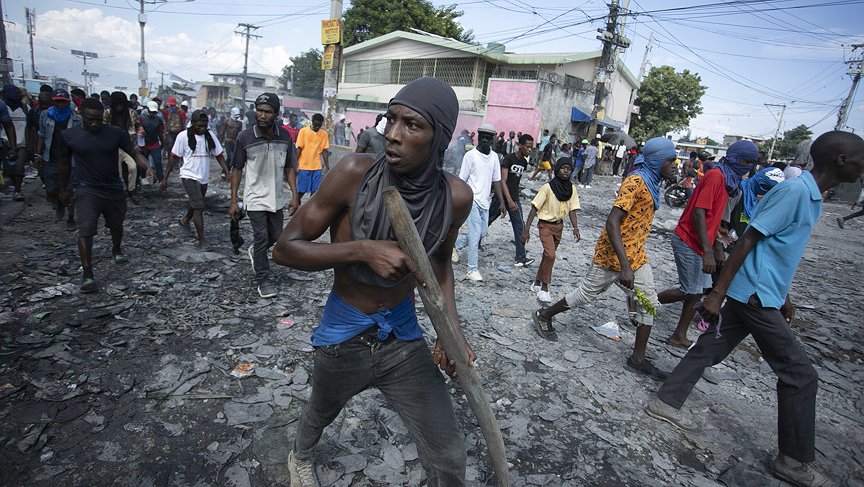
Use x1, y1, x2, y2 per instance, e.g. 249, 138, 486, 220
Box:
531, 183, 580, 222
538, 159, 551, 170
296, 126, 329, 171
592, 175, 655, 272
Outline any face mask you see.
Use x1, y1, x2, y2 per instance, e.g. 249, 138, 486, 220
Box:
477, 133, 493, 154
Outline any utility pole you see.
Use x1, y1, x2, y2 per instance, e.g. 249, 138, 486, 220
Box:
322, 0, 344, 139
588, 0, 631, 140
0, 0, 11, 84
836, 44, 863, 131
236, 23, 261, 107
72, 49, 98, 95
766, 103, 787, 161
26, 8, 38, 78
157, 70, 168, 98
624, 31, 652, 133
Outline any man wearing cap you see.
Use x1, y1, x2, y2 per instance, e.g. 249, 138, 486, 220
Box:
452, 123, 506, 281
140, 101, 165, 183
334, 114, 346, 146
162, 96, 186, 156
295, 113, 330, 202
56, 97, 153, 293
36, 88, 83, 226
273, 76, 474, 487
228, 92, 299, 298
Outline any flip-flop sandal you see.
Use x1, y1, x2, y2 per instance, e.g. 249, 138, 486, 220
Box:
80, 278, 97, 293
113, 254, 129, 265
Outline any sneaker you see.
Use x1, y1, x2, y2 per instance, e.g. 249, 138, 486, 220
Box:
578, 184, 585, 188
514, 258, 535, 267
645, 397, 697, 431
248, 245, 257, 273
586, 185, 592, 189
258, 280, 277, 298
530, 282, 541, 293
773, 454, 835, 487
113, 254, 129, 265
531, 309, 558, 341
12, 191, 23, 201
837, 217, 845, 229
625, 357, 669, 381
466, 270, 483, 281
536, 289, 552, 303
288, 450, 320, 487
80, 277, 97, 294
451, 249, 460, 263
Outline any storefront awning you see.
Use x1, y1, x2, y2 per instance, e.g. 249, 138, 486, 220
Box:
571, 106, 624, 130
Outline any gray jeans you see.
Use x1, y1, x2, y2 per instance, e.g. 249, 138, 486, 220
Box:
294, 332, 466, 486
247, 210, 283, 282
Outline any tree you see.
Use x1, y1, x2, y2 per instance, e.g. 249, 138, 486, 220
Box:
704, 136, 719, 146
761, 124, 813, 159
281, 49, 324, 100
629, 66, 706, 143
342, 0, 474, 47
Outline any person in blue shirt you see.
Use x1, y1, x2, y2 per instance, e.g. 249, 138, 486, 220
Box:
646, 130, 864, 487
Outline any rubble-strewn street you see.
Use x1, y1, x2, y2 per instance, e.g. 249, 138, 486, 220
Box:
1, 160, 862, 487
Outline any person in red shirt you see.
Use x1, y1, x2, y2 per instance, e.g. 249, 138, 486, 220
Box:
658, 140, 759, 347
281, 112, 301, 143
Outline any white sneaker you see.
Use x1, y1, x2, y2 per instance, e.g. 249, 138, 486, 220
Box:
586, 185, 592, 189
466, 270, 483, 281
288, 450, 320, 487
451, 249, 459, 263
537, 290, 552, 303
530, 282, 541, 293
578, 184, 585, 188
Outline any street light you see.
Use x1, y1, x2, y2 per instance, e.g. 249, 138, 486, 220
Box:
71, 50, 98, 94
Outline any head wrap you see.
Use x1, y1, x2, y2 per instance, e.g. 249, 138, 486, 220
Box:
3, 85, 22, 111
631, 137, 676, 209
549, 157, 574, 202
714, 139, 759, 197
230, 107, 241, 119
783, 166, 803, 180
791, 139, 814, 171
375, 115, 387, 135
741, 167, 785, 219
349, 77, 457, 288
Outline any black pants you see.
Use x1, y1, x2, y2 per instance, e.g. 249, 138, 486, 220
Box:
247, 210, 283, 282
657, 296, 818, 462
613, 157, 623, 176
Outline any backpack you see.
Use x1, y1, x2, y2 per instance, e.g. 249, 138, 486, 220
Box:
166, 108, 183, 134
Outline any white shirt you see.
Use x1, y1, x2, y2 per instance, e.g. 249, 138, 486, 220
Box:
458, 148, 501, 209
171, 130, 223, 184
2, 107, 27, 148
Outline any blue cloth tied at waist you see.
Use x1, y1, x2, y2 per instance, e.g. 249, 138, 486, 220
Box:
311, 291, 423, 346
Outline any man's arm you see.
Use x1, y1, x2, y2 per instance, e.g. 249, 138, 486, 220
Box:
520, 205, 538, 245
492, 180, 506, 217
322, 149, 330, 172
122, 143, 153, 180
605, 207, 632, 287
692, 207, 716, 273
284, 158, 299, 213
499, 165, 516, 211
568, 209, 580, 242
272, 155, 413, 279
160, 154, 180, 193
58, 153, 71, 201
3, 121, 16, 151
229, 166, 243, 218
701, 227, 765, 323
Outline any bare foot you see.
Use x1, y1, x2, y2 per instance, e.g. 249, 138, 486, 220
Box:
665, 336, 692, 349
196, 240, 207, 249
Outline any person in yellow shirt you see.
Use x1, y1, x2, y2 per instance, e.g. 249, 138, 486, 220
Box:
295, 113, 330, 202
530, 137, 679, 383
521, 157, 581, 304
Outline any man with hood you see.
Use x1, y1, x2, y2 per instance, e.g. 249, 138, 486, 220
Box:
453, 123, 506, 281
139, 101, 165, 184
658, 140, 759, 347
1, 85, 24, 200
36, 89, 82, 226
647, 131, 864, 487
355, 113, 387, 155
219, 107, 243, 169
530, 138, 678, 382
272, 77, 475, 487
105, 92, 142, 198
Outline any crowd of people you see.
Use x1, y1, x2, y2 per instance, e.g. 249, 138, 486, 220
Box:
1, 76, 861, 487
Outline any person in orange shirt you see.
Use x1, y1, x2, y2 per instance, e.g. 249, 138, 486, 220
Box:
295, 113, 330, 203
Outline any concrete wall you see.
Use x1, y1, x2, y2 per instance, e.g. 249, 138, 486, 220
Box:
534, 80, 595, 144
605, 69, 635, 125
484, 79, 543, 140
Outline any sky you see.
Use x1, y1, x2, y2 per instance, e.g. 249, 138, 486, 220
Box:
4, 0, 864, 141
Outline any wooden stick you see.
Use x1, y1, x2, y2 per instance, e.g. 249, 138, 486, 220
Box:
383, 187, 510, 486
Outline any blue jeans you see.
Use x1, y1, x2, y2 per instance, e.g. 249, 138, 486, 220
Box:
581, 165, 594, 185
295, 333, 466, 486
489, 193, 526, 262
455, 202, 489, 272
143, 148, 163, 182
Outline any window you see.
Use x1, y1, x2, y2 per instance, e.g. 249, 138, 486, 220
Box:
344, 58, 477, 87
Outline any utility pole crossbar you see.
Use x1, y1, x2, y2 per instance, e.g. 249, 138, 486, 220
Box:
236, 23, 261, 108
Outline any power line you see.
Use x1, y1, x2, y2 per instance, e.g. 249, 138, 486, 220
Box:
235, 23, 261, 105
